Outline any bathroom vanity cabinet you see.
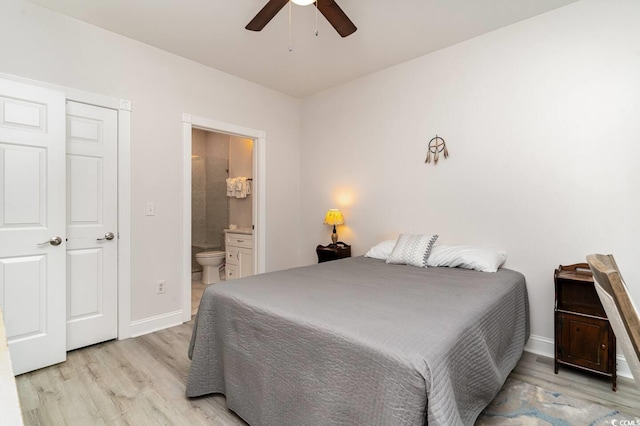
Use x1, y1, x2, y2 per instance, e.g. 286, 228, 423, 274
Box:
225, 231, 254, 280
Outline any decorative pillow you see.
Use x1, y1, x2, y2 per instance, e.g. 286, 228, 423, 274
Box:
364, 239, 396, 260
427, 245, 507, 273
386, 234, 439, 268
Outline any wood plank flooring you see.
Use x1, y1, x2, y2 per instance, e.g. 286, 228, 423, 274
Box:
16, 322, 640, 425
511, 351, 640, 417
16, 321, 246, 426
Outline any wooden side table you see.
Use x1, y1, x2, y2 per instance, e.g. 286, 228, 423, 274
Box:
554, 262, 617, 390
316, 243, 351, 263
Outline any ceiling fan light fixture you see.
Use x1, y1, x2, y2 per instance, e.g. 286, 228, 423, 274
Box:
246, 0, 356, 38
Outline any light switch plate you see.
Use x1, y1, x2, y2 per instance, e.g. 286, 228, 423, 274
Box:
146, 202, 155, 216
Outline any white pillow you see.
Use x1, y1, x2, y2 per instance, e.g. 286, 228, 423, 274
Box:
386, 234, 439, 268
364, 240, 396, 260
427, 245, 507, 273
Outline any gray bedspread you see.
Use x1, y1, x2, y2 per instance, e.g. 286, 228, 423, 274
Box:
186, 256, 529, 426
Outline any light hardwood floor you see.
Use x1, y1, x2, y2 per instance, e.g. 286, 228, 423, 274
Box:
511, 351, 640, 418
16, 321, 640, 425
17, 321, 246, 425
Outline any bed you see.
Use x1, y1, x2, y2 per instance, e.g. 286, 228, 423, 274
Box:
186, 256, 529, 426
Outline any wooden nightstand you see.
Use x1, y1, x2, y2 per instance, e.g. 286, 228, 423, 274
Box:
554, 263, 617, 390
316, 243, 351, 263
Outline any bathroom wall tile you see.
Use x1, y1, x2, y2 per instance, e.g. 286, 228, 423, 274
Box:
192, 131, 233, 253
192, 131, 208, 247
204, 151, 229, 248
206, 195, 228, 247
192, 129, 207, 157
191, 246, 204, 272
207, 132, 230, 160
192, 159, 205, 192
192, 192, 206, 245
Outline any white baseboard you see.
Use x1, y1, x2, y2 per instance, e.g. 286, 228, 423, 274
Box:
129, 310, 185, 338
525, 334, 632, 379
523, 334, 555, 357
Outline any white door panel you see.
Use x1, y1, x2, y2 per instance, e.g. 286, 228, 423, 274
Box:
66, 101, 117, 351
0, 255, 45, 338
1, 145, 45, 226
0, 78, 66, 375
68, 155, 102, 223
0, 95, 47, 133
67, 249, 102, 319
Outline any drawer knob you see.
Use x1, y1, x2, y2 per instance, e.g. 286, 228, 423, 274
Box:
601, 344, 607, 350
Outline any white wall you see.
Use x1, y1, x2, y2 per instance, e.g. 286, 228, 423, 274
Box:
300, 0, 640, 354
0, 0, 302, 322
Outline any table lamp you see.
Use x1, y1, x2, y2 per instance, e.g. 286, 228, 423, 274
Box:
323, 209, 345, 245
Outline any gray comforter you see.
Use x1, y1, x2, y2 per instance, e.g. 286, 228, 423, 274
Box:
187, 256, 529, 426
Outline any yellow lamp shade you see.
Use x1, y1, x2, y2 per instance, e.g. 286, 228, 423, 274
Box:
323, 209, 345, 226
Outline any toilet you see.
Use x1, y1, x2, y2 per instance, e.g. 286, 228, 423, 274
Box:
195, 251, 226, 284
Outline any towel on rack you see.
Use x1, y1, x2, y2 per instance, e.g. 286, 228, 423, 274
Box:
235, 177, 248, 199
226, 178, 236, 197
226, 177, 252, 198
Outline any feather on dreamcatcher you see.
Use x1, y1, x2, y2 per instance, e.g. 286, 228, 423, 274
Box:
425, 135, 448, 164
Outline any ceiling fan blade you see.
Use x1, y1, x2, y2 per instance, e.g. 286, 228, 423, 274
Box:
316, 0, 357, 38
246, 0, 290, 32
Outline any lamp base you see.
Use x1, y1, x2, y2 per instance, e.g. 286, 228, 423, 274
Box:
331, 225, 338, 244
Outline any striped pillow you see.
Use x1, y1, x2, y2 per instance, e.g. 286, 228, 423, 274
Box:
386, 234, 439, 268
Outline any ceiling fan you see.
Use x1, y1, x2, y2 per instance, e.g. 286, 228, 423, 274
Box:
246, 0, 357, 38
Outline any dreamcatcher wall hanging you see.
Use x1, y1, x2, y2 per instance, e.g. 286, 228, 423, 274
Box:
425, 135, 449, 165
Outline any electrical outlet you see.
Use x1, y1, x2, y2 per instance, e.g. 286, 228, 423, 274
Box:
157, 280, 165, 294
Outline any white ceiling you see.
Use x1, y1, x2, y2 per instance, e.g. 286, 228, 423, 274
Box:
28, 0, 579, 98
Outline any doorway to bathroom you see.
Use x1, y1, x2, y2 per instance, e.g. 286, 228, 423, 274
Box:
181, 114, 266, 321
190, 129, 254, 314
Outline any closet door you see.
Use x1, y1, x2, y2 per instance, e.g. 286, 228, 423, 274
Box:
66, 101, 118, 351
0, 78, 67, 375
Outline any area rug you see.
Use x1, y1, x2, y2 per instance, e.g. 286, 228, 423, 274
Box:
476, 378, 639, 425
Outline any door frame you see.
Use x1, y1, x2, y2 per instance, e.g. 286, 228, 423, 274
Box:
181, 114, 266, 322
0, 72, 133, 340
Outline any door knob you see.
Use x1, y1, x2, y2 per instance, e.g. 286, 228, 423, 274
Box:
38, 236, 62, 246
97, 232, 115, 241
